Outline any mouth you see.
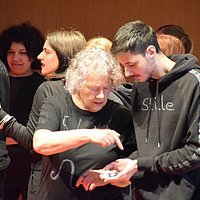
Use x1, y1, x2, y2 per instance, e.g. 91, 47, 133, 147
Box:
94, 101, 104, 105
40, 63, 45, 68
133, 75, 140, 80
93, 101, 106, 107
11, 63, 23, 68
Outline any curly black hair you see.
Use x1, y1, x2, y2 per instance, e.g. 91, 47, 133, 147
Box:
0, 22, 44, 70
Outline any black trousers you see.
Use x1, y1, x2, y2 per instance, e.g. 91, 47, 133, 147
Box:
4, 145, 31, 200
0, 169, 6, 200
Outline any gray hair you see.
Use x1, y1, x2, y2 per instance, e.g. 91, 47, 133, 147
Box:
65, 48, 125, 94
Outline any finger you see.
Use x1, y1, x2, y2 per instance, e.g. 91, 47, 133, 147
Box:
88, 183, 96, 191
83, 180, 92, 191
76, 176, 84, 187
114, 136, 124, 150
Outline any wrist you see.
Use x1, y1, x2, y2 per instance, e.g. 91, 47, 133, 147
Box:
0, 114, 12, 128
0, 107, 7, 120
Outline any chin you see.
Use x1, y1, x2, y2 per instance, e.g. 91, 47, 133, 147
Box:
90, 106, 103, 112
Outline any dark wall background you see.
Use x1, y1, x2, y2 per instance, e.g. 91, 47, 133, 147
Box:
0, 0, 199, 60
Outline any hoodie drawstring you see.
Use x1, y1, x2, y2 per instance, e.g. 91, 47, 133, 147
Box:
156, 83, 161, 148
145, 81, 161, 148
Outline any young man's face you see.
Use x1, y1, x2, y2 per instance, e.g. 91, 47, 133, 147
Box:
117, 51, 153, 82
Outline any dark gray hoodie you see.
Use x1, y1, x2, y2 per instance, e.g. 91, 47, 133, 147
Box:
0, 60, 10, 170
129, 54, 200, 200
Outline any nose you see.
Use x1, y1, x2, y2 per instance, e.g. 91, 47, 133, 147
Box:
124, 67, 133, 77
13, 53, 20, 60
96, 89, 104, 99
37, 51, 43, 60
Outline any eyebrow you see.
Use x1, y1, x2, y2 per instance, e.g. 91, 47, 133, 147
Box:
9, 48, 27, 51
124, 61, 136, 66
43, 47, 53, 52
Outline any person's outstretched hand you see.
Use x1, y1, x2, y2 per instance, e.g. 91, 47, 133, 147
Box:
100, 158, 138, 184
76, 169, 107, 191
76, 169, 131, 191
88, 129, 124, 150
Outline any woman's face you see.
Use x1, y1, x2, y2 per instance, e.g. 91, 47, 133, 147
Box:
37, 40, 59, 76
7, 42, 33, 77
73, 74, 112, 112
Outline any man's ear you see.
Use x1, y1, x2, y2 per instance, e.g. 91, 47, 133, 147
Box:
145, 45, 156, 59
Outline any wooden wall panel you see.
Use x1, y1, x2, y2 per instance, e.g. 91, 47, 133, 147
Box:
0, 0, 199, 60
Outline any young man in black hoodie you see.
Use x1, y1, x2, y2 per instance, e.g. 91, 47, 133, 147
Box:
0, 60, 10, 200
84, 20, 200, 200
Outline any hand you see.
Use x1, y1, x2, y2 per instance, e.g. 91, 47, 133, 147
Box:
100, 158, 138, 184
110, 180, 131, 188
89, 129, 124, 150
76, 169, 107, 191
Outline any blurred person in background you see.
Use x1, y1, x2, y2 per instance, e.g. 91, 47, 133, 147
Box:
156, 24, 193, 54
157, 34, 185, 56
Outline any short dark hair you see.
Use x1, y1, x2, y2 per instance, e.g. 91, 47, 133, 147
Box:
0, 22, 44, 70
111, 20, 161, 56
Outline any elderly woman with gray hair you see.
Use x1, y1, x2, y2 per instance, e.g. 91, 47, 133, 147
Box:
33, 48, 136, 200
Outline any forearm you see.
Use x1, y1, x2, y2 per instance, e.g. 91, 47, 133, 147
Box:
33, 129, 91, 155
1, 108, 34, 149
0, 107, 12, 128
4, 118, 33, 149
138, 142, 200, 175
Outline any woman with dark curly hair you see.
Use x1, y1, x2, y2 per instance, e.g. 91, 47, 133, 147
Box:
0, 22, 45, 200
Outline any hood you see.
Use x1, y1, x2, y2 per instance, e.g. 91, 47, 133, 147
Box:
158, 54, 199, 90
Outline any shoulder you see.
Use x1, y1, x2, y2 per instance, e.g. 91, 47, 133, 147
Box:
32, 72, 45, 80
0, 60, 8, 74
179, 68, 200, 89
35, 80, 66, 97
43, 91, 69, 106
109, 83, 132, 108
28, 72, 46, 88
107, 99, 132, 116
188, 68, 200, 83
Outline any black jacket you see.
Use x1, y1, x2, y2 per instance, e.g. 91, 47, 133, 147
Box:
129, 54, 200, 200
